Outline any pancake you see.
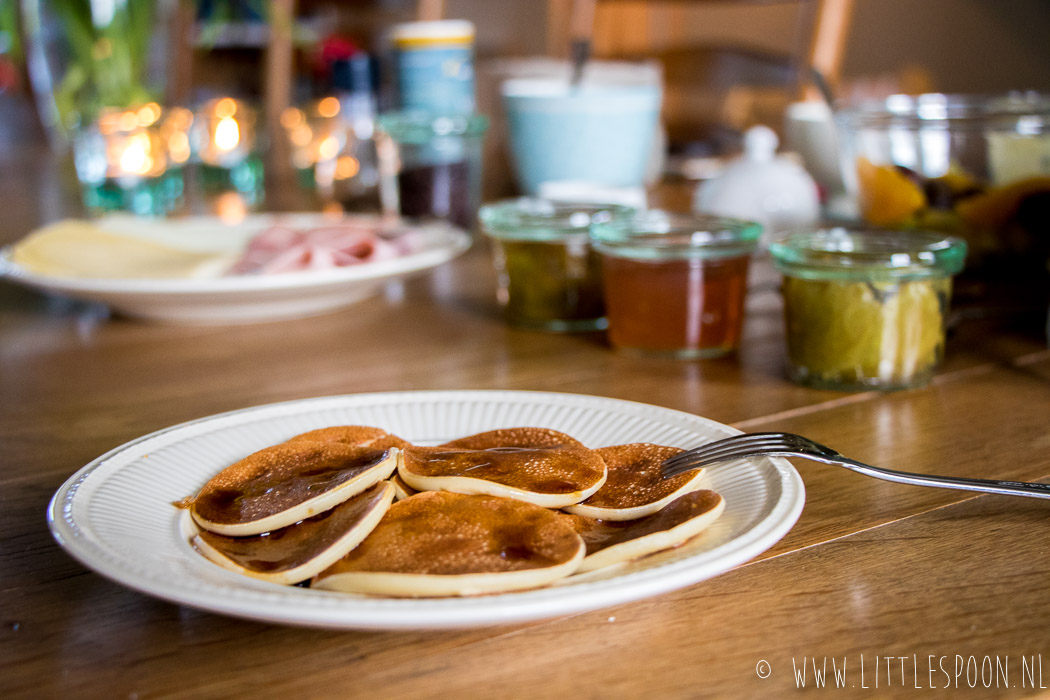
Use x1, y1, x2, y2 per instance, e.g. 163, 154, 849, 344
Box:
193, 482, 394, 585
313, 491, 585, 597
440, 427, 585, 450
564, 444, 706, 521
563, 490, 725, 574
188, 442, 398, 536
399, 443, 607, 508
285, 425, 411, 450
389, 473, 418, 500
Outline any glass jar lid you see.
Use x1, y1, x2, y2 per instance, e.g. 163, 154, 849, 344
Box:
590, 211, 761, 260
377, 111, 489, 144
769, 227, 967, 281
479, 198, 636, 242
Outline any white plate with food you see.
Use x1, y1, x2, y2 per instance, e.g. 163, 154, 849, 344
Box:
47, 390, 804, 630
0, 214, 470, 323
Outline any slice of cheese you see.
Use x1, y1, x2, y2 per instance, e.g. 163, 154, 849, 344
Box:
8, 220, 231, 279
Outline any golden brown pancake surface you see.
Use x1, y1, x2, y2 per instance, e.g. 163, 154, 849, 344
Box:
440, 427, 585, 450
191, 442, 392, 527
566, 489, 724, 555
402, 444, 605, 495
578, 444, 697, 509
319, 491, 583, 577
194, 482, 392, 578
285, 425, 411, 449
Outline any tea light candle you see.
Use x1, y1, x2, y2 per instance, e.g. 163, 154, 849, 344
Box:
194, 97, 256, 167
72, 103, 187, 216
95, 105, 169, 182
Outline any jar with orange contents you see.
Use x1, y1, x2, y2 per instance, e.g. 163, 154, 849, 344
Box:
590, 212, 761, 358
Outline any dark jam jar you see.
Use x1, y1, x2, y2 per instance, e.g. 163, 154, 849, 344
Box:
376, 112, 488, 232
479, 199, 635, 332
591, 212, 760, 358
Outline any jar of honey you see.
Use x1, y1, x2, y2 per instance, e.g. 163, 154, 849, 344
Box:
479, 199, 635, 332
590, 211, 760, 357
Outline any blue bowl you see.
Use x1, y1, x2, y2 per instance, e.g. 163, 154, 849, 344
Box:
502, 79, 662, 194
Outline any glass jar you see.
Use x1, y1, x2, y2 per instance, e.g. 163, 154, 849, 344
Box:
590, 211, 760, 358
480, 199, 635, 332
769, 227, 967, 391
376, 111, 488, 232
836, 93, 1050, 309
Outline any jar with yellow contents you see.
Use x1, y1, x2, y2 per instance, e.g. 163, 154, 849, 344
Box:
770, 227, 967, 391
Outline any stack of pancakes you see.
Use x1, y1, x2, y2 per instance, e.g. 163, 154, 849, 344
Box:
179, 426, 725, 597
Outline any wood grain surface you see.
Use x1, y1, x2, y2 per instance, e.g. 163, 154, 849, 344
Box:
2, 123, 1049, 699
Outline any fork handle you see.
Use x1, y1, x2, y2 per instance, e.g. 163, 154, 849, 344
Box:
809, 454, 1050, 500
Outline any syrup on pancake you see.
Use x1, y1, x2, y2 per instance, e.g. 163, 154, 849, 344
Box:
399, 442, 607, 508
285, 425, 411, 450
565, 443, 706, 521
187, 441, 398, 536
193, 482, 394, 584
312, 491, 585, 597
439, 427, 585, 450
562, 490, 725, 573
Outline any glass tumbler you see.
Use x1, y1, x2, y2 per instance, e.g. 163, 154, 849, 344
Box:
376, 111, 488, 232
769, 226, 967, 391
479, 199, 635, 332
590, 211, 761, 358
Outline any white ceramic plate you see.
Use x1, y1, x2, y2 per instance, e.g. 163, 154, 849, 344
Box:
47, 391, 804, 630
0, 214, 470, 324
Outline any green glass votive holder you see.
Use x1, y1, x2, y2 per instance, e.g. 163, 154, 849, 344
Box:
72, 105, 186, 216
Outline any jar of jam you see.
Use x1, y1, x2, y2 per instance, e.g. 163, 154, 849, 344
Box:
479, 199, 635, 332
376, 112, 488, 232
590, 211, 760, 357
769, 227, 967, 391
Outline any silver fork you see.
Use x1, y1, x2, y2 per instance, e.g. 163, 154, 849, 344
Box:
662, 432, 1050, 500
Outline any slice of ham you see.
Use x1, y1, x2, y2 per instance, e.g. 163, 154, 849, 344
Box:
228, 221, 422, 275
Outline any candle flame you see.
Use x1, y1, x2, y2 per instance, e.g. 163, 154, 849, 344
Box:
214, 117, 240, 151
119, 133, 154, 175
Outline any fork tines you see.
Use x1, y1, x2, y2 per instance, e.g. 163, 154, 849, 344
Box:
663, 433, 795, 469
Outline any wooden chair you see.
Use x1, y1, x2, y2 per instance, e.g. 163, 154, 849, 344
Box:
544, 0, 855, 145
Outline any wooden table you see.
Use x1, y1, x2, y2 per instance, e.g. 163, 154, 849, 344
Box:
3, 114, 1050, 698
